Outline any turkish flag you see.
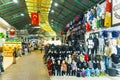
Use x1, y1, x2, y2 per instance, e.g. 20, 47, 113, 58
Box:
31, 12, 39, 25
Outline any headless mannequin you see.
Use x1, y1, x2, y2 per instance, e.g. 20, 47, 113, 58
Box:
104, 43, 112, 71
92, 35, 99, 55
51, 60, 56, 76
71, 60, 77, 76
56, 60, 61, 76
61, 60, 67, 76
67, 61, 71, 76
87, 35, 94, 54
92, 17, 97, 30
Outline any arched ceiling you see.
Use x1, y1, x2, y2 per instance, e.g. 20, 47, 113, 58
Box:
0, 0, 103, 37
48, 0, 103, 35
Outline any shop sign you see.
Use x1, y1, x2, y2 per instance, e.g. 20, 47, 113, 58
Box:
112, 0, 120, 25
10, 28, 15, 35
6, 38, 22, 42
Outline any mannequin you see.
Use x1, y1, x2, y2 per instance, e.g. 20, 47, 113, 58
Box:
80, 53, 85, 62
104, 43, 112, 71
111, 38, 117, 55
86, 68, 90, 77
61, 60, 67, 76
47, 58, 52, 76
93, 60, 97, 69
77, 60, 82, 69
95, 68, 100, 77
98, 35, 104, 54
67, 61, 71, 76
91, 68, 95, 77
51, 60, 56, 76
92, 17, 97, 30
82, 68, 85, 77
88, 60, 93, 69
96, 60, 101, 69
84, 53, 89, 62
56, 60, 61, 76
76, 68, 81, 77
92, 34, 99, 55
71, 60, 77, 76
87, 35, 94, 54
100, 60, 105, 72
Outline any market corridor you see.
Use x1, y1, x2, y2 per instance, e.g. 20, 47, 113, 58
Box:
0, 51, 50, 80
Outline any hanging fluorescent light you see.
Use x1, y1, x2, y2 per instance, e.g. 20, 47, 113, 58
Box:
51, 10, 54, 13
13, 0, 18, 3
54, 3, 58, 7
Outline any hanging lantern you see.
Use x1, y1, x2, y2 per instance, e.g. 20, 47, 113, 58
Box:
10, 28, 15, 35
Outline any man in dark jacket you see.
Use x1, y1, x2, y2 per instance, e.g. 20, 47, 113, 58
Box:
0, 48, 4, 72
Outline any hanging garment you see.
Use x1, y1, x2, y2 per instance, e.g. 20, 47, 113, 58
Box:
104, 12, 111, 27
85, 22, 91, 32
88, 61, 93, 69
89, 11, 94, 21
92, 18, 97, 30
97, 6, 101, 17
91, 8, 97, 17
104, 46, 112, 57
106, 0, 112, 12
116, 46, 120, 55
112, 31, 119, 38
84, 54, 89, 62
96, 18, 100, 28
100, 61, 105, 71
75, 16, 79, 22
100, 17, 104, 28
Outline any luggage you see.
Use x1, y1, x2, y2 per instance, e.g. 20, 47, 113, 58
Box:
111, 54, 120, 64
108, 68, 117, 76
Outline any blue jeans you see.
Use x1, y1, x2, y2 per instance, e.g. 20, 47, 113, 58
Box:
57, 70, 61, 76
103, 56, 109, 72
0, 63, 4, 72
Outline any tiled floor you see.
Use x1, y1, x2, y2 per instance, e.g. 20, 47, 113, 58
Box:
0, 51, 50, 80
50, 76, 120, 80
1, 50, 120, 80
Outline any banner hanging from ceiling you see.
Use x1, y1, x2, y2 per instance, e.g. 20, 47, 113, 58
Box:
31, 12, 39, 25
112, 0, 120, 26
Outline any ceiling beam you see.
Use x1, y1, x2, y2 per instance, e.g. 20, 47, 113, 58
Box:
54, 1, 80, 14
65, 0, 83, 12
74, 0, 89, 9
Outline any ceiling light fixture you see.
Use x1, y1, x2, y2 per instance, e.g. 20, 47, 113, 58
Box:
51, 19, 54, 22
20, 13, 24, 16
13, 0, 18, 3
54, 3, 58, 7
51, 10, 54, 13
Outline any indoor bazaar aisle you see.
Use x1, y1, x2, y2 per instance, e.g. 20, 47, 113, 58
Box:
0, 50, 50, 80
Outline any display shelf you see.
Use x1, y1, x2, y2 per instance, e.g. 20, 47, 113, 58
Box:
2, 42, 22, 57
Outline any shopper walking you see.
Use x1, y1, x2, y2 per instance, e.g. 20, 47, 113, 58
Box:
13, 48, 17, 64
0, 48, 4, 73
